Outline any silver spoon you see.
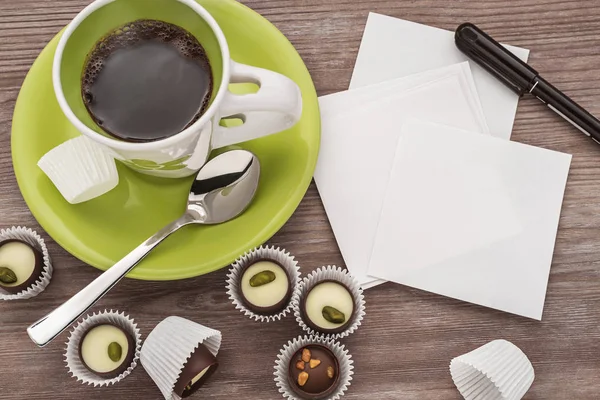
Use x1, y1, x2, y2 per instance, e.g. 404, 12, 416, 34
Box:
27, 150, 260, 347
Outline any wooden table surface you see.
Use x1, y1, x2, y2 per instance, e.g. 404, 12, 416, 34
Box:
2, 0, 600, 399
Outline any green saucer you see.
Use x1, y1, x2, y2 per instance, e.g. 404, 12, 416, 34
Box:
11, 0, 320, 280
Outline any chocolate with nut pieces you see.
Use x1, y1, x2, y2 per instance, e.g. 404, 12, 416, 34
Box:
288, 345, 340, 400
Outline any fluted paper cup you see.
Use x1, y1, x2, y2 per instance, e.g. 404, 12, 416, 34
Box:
140, 316, 222, 400
226, 246, 301, 322
450, 339, 535, 400
64, 310, 142, 387
38, 135, 119, 204
294, 266, 365, 340
274, 335, 354, 400
0, 226, 53, 300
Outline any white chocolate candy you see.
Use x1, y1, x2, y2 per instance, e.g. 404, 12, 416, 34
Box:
305, 282, 354, 330
0, 241, 37, 287
81, 325, 130, 374
241, 261, 289, 308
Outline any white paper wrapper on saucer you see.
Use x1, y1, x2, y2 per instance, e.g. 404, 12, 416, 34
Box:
140, 316, 222, 400
294, 266, 365, 340
274, 335, 354, 400
64, 310, 142, 387
226, 245, 301, 322
0, 226, 53, 300
450, 339, 535, 400
38, 135, 119, 204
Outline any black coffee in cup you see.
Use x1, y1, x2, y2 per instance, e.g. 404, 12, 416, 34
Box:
81, 19, 213, 142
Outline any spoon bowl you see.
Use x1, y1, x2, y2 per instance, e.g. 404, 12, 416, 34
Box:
187, 149, 260, 224
28, 150, 260, 347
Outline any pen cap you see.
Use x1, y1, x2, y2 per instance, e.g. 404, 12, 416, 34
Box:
455, 23, 536, 95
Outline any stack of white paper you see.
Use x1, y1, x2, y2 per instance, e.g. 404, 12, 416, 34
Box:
350, 13, 530, 139
316, 62, 490, 289
368, 120, 571, 320
314, 13, 572, 320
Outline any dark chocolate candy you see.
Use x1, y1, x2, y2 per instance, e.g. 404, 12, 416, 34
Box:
78, 323, 136, 379
174, 343, 219, 398
288, 344, 340, 400
238, 258, 292, 315
0, 239, 44, 294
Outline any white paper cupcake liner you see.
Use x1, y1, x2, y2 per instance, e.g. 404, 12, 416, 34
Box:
140, 316, 222, 400
64, 310, 142, 387
38, 135, 119, 204
0, 226, 53, 300
226, 245, 301, 322
450, 339, 535, 400
294, 266, 365, 340
274, 335, 354, 400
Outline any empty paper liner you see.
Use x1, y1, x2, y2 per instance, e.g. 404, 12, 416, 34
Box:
450, 339, 534, 400
38, 135, 118, 204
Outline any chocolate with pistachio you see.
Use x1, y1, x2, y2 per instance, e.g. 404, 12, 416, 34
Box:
0, 239, 43, 294
78, 323, 136, 379
239, 259, 292, 315
300, 280, 355, 334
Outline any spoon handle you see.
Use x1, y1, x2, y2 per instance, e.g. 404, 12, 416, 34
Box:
27, 213, 194, 347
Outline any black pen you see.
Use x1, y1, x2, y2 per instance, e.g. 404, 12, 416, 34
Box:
455, 22, 600, 143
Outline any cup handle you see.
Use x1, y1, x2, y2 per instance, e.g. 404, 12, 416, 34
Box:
211, 60, 302, 149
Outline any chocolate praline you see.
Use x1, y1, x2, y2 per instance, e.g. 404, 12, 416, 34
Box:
173, 343, 219, 398
78, 323, 135, 379
0, 239, 44, 294
300, 280, 355, 334
238, 258, 292, 315
288, 344, 340, 400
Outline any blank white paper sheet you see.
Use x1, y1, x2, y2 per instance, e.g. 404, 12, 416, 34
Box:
315, 64, 489, 289
367, 119, 572, 320
350, 13, 530, 140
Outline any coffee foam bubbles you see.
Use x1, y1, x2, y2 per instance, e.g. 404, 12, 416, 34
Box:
82, 19, 208, 97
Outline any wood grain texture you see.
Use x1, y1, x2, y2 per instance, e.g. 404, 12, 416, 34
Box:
1, 0, 600, 398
